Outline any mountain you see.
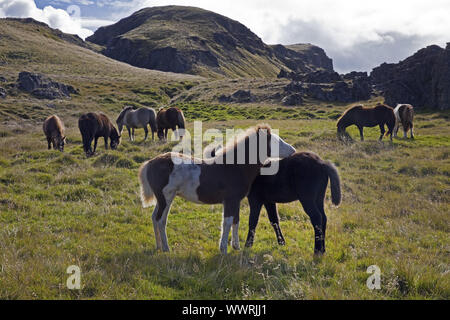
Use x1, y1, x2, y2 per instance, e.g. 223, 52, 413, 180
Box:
86, 6, 333, 78
370, 43, 450, 110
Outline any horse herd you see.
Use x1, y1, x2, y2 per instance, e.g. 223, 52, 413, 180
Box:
42, 102, 414, 255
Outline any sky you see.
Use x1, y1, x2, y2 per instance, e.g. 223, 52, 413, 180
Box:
1, 0, 449, 73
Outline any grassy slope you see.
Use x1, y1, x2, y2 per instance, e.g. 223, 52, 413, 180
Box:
0, 19, 449, 300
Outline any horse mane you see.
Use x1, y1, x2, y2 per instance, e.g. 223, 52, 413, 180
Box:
337, 105, 363, 125
214, 124, 271, 157
116, 106, 134, 123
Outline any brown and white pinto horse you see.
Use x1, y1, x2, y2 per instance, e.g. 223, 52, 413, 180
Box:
138, 125, 295, 254
393, 104, 414, 139
337, 104, 396, 141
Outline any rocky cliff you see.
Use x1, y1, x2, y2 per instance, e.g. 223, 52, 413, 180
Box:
371, 44, 450, 110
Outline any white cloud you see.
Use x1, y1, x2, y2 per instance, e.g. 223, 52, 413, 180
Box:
0, 0, 94, 39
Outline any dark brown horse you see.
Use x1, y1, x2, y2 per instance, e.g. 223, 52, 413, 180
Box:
138, 124, 295, 254
156, 107, 185, 141
78, 112, 121, 156
43, 115, 66, 152
244, 152, 341, 255
337, 104, 396, 141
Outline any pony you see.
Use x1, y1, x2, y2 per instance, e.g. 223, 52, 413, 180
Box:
116, 106, 157, 141
244, 152, 341, 255
138, 124, 295, 254
393, 104, 414, 139
337, 104, 396, 141
78, 112, 121, 156
43, 115, 66, 152
156, 107, 185, 141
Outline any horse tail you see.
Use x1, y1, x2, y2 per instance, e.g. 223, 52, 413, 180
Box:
385, 109, 396, 137
177, 109, 185, 129
138, 161, 156, 208
148, 109, 157, 133
324, 160, 341, 206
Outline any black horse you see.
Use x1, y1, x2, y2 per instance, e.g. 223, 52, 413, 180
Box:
78, 112, 121, 156
244, 152, 341, 255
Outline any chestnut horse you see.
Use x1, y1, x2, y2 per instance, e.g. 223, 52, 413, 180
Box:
337, 104, 396, 141
156, 107, 185, 141
393, 104, 414, 139
78, 112, 121, 156
138, 124, 295, 254
43, 115, 66, 152
244, 152, 341, 255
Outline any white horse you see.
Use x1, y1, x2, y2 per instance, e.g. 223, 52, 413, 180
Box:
116, 106, 157, 141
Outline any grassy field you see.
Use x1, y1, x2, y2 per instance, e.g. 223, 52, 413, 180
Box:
0, 99, 448, 299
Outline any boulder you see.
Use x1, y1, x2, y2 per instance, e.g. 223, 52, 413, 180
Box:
18, 72, 78, 99
231, 90, 254, 103
282, 93, 303, 106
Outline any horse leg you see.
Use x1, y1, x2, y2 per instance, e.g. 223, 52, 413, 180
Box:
358, 126, 364, 141
126, 126, 132, 141
143, 126, 148, 141
316, 183, 328, 253
231, 213, 240, 250
300, 199, 324, 255
265, 202, 285, 245
245, 196, 263, 248
220, 200, 240, 254
103, 136, 108, 150
156, 191, 175, 252
132, 128, 135, 141
47, 137, 52, 150
410, 123, 414, 139
164, 128, 168, 140
151, 204, 162, 250
93, 137, 99, 152
378, 124, 385, 141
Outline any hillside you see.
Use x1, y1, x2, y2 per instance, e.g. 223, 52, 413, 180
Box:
0, 18, 202, 125
86, 6, 333, 78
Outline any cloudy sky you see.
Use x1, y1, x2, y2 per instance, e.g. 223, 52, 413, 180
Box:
1, 0, 449, 73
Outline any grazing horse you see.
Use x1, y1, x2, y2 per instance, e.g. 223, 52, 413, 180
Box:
138, 124, 295, 254
43, 115, 66, 152
156, 107, 185, 141
244, 152, 341, 255
393, 104, 414, 139
116, 106, 157, 141
337, 104, 396, 141
78, 112, 121, 156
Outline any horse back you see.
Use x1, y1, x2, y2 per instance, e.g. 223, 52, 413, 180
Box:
43, 115, 64, 137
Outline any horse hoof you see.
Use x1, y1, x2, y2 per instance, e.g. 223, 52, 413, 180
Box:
232, 243, 240, 250
278, 239, 286, 246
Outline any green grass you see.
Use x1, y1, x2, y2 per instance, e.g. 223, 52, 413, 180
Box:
0, 103, 449, 299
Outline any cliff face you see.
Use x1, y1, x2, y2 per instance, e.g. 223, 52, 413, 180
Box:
87, 6, 334, 78
371, 44, 450, 110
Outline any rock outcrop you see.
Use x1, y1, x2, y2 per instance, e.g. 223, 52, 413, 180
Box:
18, 72, 78, 100
370, 44, 450, 109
